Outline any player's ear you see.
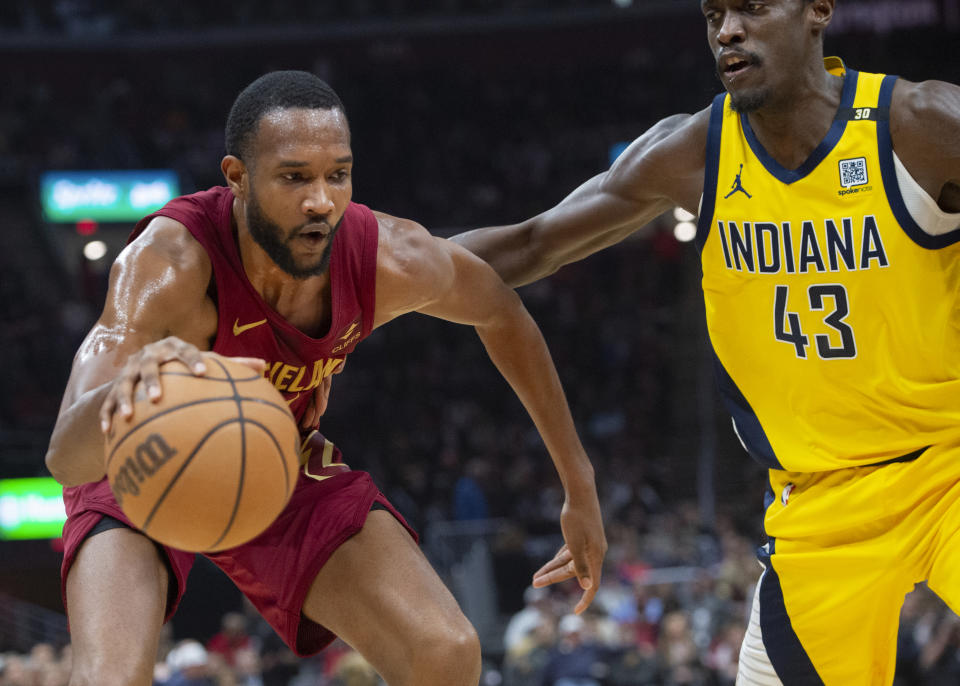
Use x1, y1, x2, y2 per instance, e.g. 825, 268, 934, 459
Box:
221, 155, 247, 198
808, 0, 835, 35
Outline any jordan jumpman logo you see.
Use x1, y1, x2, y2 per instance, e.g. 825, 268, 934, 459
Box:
725, 164, 752, 199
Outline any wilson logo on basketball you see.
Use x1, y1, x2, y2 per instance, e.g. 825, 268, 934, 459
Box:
111, 433, 177, 506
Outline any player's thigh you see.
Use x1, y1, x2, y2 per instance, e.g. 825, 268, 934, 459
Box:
740, 548, 911, 686
66, 527, 170, 686
302, 510, 480, 684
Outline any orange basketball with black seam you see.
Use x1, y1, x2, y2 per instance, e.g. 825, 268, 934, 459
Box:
104, 355, 301, 552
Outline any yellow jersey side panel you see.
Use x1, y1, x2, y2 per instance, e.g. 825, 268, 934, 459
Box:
698, 66, 960, 471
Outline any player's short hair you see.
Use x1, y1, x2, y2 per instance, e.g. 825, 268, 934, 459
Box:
225, 70, 345, 161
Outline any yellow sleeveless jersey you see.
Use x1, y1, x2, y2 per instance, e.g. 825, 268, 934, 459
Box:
696, 58, 960, 472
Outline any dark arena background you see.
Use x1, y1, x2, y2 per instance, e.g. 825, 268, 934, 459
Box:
0, 1, 957, 684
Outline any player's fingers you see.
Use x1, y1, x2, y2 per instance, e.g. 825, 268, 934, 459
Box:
169, 339, 206, 374
308, 399, 324, 424
532, 545, 572, 578
99, 392, 117, 433
573, 566, 593, 592
112, 374, 136, 421
572, 552, 603, 615
300, 399, 319, 430
532, 546, 575, 587
140, 357, 162, 402
571, 545, 599, 592
532, 559, 577, 588
299, 380, 327, 430
315, 376, 333, 416
573, 581, 599, 616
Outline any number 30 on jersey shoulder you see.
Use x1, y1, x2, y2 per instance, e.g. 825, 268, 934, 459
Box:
774, 284, 857, 360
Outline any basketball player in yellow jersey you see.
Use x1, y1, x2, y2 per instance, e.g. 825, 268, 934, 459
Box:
454, 1, 960, 684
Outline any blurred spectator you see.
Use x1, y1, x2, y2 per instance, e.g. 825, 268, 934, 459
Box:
206, 612, 253, 668
503, 620, 556, 686
452, 458, 490, 521
504, 586, 556, 655
657, 611, 705, 686
895, 585, 938, 685
704, 622, 743, 686
256, 634, 299, 686
919, 610, 960, 685
164, 640, 216, 686
682, 570, 729, 652
1, 654, 35, 686
233, 647, 265, 686
538, 614, 607, 686
328, 651, 379, 686
605, 623, 658, 686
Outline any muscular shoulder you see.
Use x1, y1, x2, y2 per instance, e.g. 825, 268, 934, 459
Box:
124, 215, 211, 275
103, 216, 216, 338
603, 108, 711, 212
890, 78, 960, 206
891, 78, 960, 135
372, 211, 456, 324
374, 211, 438, 276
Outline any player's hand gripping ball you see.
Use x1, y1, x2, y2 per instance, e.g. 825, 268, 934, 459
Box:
104, 356, 301, 552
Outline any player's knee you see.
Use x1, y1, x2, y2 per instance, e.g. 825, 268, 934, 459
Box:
414, 619, 482, 684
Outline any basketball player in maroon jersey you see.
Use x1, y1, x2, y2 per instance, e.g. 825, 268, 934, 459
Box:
44, 71, 606, 686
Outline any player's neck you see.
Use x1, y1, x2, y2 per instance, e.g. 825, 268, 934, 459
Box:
234, 217, 333, 333
745, 67, 845, 171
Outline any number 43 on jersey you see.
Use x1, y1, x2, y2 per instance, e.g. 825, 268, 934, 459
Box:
774, 284, 857, 359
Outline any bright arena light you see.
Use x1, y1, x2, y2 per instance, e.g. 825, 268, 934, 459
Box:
83, 240, 108, 261
674, 221, 697, 243
673, 207, 695, 222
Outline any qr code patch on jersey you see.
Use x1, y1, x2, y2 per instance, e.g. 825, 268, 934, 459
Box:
838, 157, 868, 188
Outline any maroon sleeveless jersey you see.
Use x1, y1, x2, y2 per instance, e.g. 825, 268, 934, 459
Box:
130, 186, 378, 425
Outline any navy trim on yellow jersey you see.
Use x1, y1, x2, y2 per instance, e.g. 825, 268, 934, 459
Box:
763, 483, 776, 514
758, 565, 826, 685
876, 74, 960, 249
757, 486, 822, 683
695, 92, 727, 252
741, 70, 859, 185
712, 351, 782, 469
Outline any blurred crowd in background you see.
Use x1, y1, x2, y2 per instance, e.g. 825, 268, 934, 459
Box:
0, 0, 635, 33
1, 1, 958, 684
3, 581, 960, 685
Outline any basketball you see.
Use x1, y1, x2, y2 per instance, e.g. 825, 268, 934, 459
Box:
103, 355, 301, 552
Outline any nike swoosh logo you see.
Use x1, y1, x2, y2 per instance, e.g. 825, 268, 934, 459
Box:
233, 318, 268, 336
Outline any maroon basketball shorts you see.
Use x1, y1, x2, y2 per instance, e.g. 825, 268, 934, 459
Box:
60, 434, 417, 655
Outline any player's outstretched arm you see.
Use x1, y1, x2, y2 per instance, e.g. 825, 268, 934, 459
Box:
45, 218, 222, 487
451, 112, 707, 287
374, 213, 606, 613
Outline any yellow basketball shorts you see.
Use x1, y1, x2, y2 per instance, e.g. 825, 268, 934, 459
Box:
737, 441, 960, 686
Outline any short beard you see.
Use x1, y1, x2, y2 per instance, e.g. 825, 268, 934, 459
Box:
729, 89, 770, 114
245, 189, 341, 280
715, 53, 767, 113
